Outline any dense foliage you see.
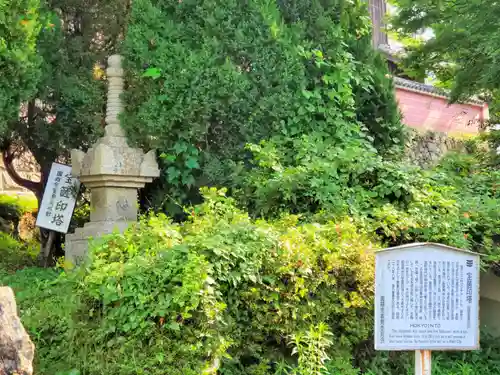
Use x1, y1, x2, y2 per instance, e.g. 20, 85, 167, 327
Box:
122, 0, 404, 213
0, 193, 37, 222
3, 158, 500, 374
0, 0, 42, 132
389, 0, 500, 102
0, 232, 39, 271
2, 0, 500, 374
0, 0, 129, 228
236, 135, 500, 260
1, 0, 128, 193
0, 0, 130, 262
1, 188, 375, 374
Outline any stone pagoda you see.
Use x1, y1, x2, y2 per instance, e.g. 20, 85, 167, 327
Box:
65, 55, 159, 265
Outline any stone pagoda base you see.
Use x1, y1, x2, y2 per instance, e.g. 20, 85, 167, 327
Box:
65, 221, 132, 266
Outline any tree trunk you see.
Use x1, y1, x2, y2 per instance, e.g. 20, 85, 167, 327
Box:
1, 145, 62, 267
2, 149, 42, 198
2, 99, 63, 267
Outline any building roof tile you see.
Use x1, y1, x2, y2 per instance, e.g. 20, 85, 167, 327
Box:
393, 77, 486, 106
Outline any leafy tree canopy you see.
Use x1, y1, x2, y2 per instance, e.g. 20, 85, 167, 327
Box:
123, 0, 404, 212
0, 0, 128, 202
0, 0, 42, 132
390, 0, 500, 102
0, 0, 128, 263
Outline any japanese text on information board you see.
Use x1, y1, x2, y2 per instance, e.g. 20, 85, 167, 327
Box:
36, 163, 80, 233
375, 246, 479, 351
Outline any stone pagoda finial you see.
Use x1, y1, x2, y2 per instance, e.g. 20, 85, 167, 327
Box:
65, 54, 160, 266
105, 55, 125, 137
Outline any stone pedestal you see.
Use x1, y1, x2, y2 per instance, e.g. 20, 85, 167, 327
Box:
65, 55, 159, 266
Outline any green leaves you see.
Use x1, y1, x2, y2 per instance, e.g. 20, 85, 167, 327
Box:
49, 189, 376, 375
185, 156, 199, 169
390, 0, 500, 102
122, 0, 403, 213
0, 0, 42, 133
142, 67, 161, 79
160, 142, 200, 191
166, 166, 181, 182
161, 153, 176, 163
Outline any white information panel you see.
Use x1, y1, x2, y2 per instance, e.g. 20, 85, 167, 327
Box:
375, 243, 480, 351
36, 162, 80, 233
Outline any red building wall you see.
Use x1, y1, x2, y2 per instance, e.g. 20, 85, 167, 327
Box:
395, 87, 489, 135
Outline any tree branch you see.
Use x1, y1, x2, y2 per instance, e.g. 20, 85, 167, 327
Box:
2, 146, 42, 195
1, 99, 43, 196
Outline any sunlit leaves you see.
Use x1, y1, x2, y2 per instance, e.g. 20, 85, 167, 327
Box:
142, 67, 161, 79
390, 0, 500, 101
123, 0, 404, 213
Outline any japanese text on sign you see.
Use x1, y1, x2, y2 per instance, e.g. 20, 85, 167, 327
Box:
374, 244, 480, 351
36, 163, 80, 233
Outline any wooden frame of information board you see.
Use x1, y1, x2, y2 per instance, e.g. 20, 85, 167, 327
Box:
374, 243, 481, 375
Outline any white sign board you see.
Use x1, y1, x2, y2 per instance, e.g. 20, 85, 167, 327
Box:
36, 162, 80, 233
375, 243, 480, 351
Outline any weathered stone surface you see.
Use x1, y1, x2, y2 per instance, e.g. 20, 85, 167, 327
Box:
427, 142, 439, 153
65, 54, 159, 265
0, 287, 34, 375
405, 128, 466, 167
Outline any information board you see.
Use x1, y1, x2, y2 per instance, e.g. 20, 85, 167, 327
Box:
36, 162, 80, 233
374, 243, 480, 351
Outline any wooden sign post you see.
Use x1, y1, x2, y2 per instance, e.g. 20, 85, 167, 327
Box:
374, 243, 480, 375
415, 350, 431, 375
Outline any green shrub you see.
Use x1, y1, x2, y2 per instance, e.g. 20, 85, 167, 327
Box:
432, 333, 500, 375
0, 194, 40, 268
0, 267, 73, 375
37, 188, 376, 375
122, 0, 404, 213
4, 258, 497, 375
0, 193, 37, 225
361, 332, 500, 375
429, 152, 500, 258
235, 132, 500, 262
0, 232, 39, 271
0, 193, 38, 213
0, 193, 38, 237
234, 136, 422, 220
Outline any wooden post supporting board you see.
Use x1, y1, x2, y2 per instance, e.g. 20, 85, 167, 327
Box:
415, 350, 431, 375
41, 230, 56, 267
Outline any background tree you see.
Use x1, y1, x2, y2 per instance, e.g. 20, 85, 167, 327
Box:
1, 0, 129, 206
0, 0, 128, 263
0, 0, 42, 134
390, 0, 500, 102
122, 0, 404, 215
